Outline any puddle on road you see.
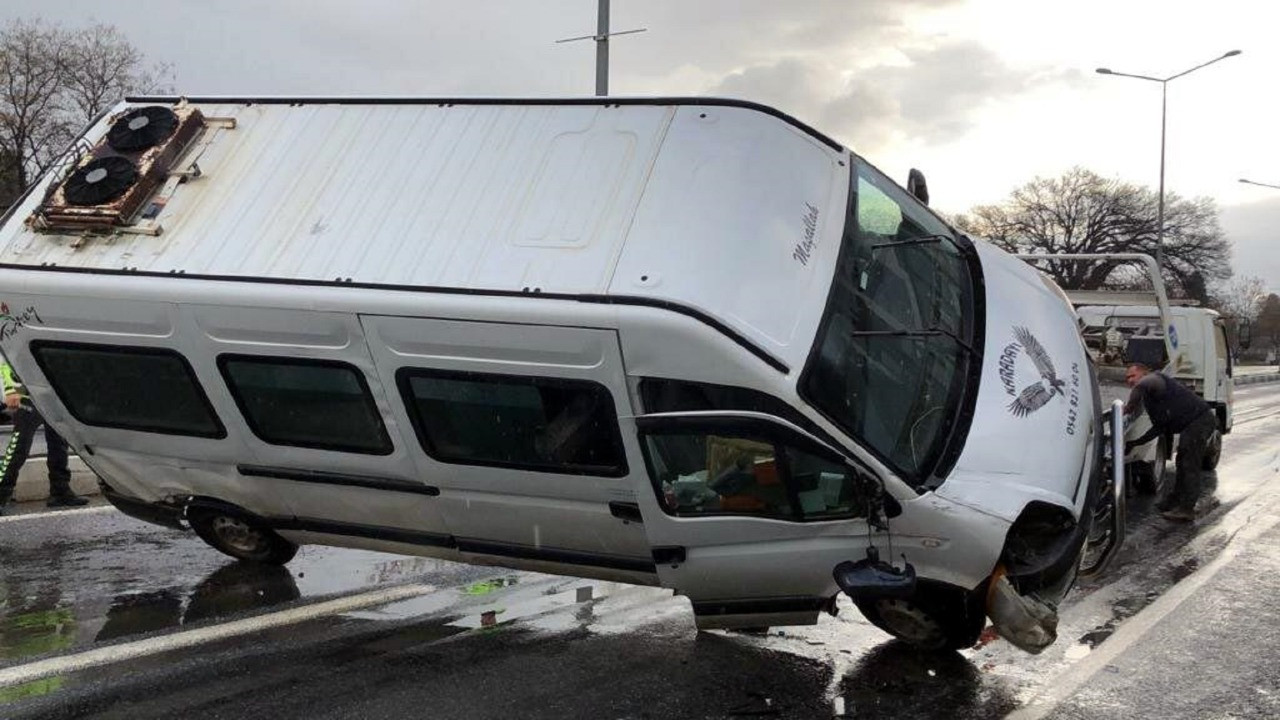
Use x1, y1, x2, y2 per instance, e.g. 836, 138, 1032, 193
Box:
1171, 557, 1201, 583
835, 642, 1019, 719
1076, 589, 1161, 650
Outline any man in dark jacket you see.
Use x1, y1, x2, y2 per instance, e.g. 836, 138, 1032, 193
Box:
0, 361, 88, 514
1123, 362, 1217, 522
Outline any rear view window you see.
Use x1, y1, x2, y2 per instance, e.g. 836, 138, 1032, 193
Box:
31, 342, 224, 438
398, 369, 627, 476
220, 356, 392, 454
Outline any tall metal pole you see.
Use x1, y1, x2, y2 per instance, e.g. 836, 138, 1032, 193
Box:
1157, 81, 1167, 269
595, 0, 609, 97
1095, 49, 1241, 272
556, 1, 645, 97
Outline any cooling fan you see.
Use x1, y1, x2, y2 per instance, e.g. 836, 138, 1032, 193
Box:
107, 106, 180, 152
62, 156, 140, 206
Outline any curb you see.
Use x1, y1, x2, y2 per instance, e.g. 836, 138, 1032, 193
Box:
1234, 373, 1280, 386
11, 457, 100, 502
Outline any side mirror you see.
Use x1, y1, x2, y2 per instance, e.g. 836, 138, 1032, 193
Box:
833, 546, 917, 600
907, 168, 930, 206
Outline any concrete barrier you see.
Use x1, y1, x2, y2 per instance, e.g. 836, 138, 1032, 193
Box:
9, 456, 100, 503
1234, 373, 1280, 387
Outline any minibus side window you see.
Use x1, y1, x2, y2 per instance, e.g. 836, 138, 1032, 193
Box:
639, 378, 820, 435
31, 342, 225, 438
219, 356, 393, 455
397, 369, 627, 477
642, 431, 867, 521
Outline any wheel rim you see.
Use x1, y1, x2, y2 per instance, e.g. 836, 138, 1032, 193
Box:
1153, 444, 1167, 488
210, 515, 267, 554
875, 598, 944, 647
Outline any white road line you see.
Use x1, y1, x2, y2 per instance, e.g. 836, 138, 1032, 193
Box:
0, 583, 437, 689
1008, 475, 1280, 719
0, 505, 116, 524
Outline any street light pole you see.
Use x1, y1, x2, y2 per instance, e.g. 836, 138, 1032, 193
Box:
556, 0, 647, 96
1239, 178, 1280, 191
1096, 49, 1241, 270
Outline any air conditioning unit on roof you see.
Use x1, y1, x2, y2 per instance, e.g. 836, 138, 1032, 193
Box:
34, 104, 205, 232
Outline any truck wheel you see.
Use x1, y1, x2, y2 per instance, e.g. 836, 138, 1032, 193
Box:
854, 589, 986, 651
1202, 429, 1222, 471
1134, 438, 1167, 495
188, 508, 298, 565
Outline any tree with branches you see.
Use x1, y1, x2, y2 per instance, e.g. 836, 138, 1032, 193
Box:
1210, 276, 1267, 356
954, 167, 1231, 302
0, 18, 169, 208
1254, 293, 1280, 361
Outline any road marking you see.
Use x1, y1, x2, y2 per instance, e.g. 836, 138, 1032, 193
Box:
1008, 463, 1280, 719
0, 505, 115, 524
0, 583, 437, 689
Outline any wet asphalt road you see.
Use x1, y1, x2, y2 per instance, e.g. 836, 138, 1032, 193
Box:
1, 383, 1278, 719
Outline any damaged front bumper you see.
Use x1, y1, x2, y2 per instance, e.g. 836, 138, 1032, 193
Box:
984, 399, 1127, 653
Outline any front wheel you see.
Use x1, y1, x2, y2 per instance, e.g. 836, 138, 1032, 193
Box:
188, 508, 298, 565
1202, 429, 1222, 471
1134, 437, 1169, 495
854, 589, 986, 651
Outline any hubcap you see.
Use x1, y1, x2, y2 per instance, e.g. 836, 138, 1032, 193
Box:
210, 515, 266, 554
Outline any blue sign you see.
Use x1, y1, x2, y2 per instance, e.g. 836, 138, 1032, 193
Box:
1168, 324, 1179, 349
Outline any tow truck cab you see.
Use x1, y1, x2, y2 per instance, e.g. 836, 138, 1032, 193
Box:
0, 98, 1114, 652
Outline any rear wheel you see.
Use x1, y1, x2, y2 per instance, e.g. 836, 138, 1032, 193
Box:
188, 508, 298, 565
854, 588, 986, 651
1202, 429, 1222, 471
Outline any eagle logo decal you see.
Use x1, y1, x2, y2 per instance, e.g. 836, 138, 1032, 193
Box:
999, 326, 1065, 418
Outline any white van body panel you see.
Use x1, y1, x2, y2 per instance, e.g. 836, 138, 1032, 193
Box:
937, 241, 1094, 522
0, 98, 1107, 644
609, 106, 846, 367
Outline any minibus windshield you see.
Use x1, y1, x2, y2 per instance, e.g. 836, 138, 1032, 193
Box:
801, 159, 976, 485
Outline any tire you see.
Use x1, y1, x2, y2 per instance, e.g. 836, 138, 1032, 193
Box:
1128, 462, 1153, 495
854, 588, 986, 651
1134, 437, 1167, 496
188, 508, 298, 565
1202, 429, 1222, 471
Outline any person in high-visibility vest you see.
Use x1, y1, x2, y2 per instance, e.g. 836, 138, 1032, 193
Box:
0, 362, 87, 514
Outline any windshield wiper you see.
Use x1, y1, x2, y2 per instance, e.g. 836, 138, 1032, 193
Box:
847, 327, 977, 357
869, 233, 966, 253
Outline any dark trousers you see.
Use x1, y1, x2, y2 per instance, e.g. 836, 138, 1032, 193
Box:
1170, 410, 1217, 511
0, 404, 72, 501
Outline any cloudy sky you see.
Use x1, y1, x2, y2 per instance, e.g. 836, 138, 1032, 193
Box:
10, 0, 1280, 292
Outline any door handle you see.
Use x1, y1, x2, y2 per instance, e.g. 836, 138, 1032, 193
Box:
609, 501, 643, 523
652, 546, 686, 565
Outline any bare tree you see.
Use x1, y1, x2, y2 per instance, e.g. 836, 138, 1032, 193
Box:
954, 167, 1232, 302
1211, 276, 1266, 322
62, 23, 172, 120
1210, 276, 1267, 355
0, 18, 167, 208
0, 19, 73, 193
1254, 293, 1280, 359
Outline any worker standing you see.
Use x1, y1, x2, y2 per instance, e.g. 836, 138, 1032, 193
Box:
1123, 362, 1217, 522
0, 361, 88, 514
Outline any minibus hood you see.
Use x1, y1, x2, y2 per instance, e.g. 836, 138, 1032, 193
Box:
935, 241, 1094, 522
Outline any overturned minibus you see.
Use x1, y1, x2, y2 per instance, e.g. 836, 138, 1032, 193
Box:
0, 97, 1123, 652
